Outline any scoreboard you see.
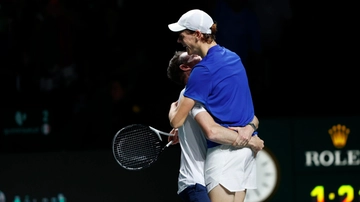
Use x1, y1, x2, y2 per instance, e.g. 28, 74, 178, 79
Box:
0, 107, 56, 152
245, 116, 360, 202
2, 108, 51, 136
292, 117, 360, 202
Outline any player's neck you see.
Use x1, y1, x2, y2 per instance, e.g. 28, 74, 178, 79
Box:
201, 41, 217, 57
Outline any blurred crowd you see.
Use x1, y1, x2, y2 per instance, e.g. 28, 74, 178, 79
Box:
0, 0, 148, 151
0, 0, 295, 151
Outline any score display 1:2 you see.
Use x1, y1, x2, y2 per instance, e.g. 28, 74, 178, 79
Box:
311, 185, 360, 202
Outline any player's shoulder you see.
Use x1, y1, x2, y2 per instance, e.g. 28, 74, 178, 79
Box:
191, 102, 206, 118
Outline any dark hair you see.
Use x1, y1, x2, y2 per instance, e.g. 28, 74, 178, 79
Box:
167, 51, 186, 86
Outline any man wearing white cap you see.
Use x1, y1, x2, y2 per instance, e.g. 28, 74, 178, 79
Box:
168, 9, 260, 202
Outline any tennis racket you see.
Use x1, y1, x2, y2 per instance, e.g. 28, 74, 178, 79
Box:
112, 124, 175, 171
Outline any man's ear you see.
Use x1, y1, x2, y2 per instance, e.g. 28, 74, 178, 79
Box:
179, 64, 191, 72
194, 30, 202, 39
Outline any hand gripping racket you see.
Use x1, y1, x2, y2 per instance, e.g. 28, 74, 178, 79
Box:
112, 124, 174, 171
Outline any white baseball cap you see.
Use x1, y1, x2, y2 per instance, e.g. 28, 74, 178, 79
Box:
168, 9, 214, 34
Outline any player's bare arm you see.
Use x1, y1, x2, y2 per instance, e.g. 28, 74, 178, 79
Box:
169, 96, 195, 128
194, 111, 263, 152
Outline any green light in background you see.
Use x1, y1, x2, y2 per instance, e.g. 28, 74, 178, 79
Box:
14, 196, 21, 202
58, 193, 66, 202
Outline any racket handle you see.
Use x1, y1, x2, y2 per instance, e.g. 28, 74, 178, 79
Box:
166, 140, 173, 147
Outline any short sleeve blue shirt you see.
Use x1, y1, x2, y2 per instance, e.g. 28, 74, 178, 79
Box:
184, 45, 255, 148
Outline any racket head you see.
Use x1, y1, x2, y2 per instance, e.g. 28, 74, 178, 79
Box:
112, 124, 164, 171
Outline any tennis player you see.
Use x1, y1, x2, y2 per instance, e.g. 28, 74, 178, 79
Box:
167, 51, 264, 202
167, 51, 210, 202
168, 9, 260, 202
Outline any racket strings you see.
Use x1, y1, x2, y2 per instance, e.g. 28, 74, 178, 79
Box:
113, 125, 162, 170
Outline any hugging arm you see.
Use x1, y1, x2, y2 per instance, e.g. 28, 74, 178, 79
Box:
194, 111, 264, 153
168, 96, 196, 128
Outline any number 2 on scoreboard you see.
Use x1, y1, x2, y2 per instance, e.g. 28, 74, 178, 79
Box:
310, 185, 355, 202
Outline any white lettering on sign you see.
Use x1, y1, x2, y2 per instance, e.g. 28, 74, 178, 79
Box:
305, 150, 360, 167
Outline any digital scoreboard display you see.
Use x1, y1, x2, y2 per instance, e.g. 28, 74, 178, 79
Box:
297, 174, 360, 202
0, 107, 55, 152
2, 109, 51, 136
292, 117, 360, 202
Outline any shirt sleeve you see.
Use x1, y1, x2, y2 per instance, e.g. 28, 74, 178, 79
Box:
190, 102, 206, 118
184, 65, 211, 105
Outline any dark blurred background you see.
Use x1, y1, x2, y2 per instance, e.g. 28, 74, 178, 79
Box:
0, 0, 358, 201
0, 0, 356, 152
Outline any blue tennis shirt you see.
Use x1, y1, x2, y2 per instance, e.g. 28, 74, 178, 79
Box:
184, 45, 255, 148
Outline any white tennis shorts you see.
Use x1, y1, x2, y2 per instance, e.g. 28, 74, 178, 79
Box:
205, 145, 257, 193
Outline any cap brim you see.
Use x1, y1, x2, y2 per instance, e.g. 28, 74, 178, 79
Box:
168, 23, 186, 32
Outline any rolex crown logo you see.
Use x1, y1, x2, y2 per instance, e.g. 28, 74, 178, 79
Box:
328, 124, 350, 149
